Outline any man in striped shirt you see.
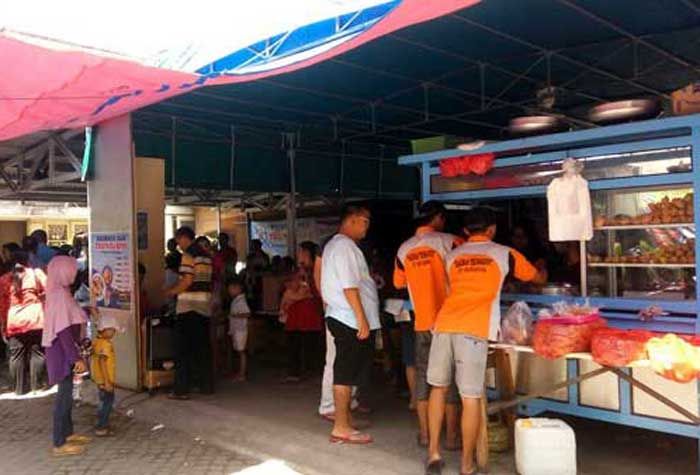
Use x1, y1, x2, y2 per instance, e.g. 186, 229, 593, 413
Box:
166, 226, 214, 399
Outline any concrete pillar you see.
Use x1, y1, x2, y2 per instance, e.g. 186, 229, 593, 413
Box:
87, 114, 141, 390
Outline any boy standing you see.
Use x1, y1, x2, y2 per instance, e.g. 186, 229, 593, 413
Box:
91, 315, 119, 437
228, 278, 251, 382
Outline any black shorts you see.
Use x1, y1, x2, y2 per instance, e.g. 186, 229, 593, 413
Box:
327, 317, 375, 387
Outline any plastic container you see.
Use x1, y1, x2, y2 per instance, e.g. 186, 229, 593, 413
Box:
515, 418, 577, 475
410, 135, 465, 154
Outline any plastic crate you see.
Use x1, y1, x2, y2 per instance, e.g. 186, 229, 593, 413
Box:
410, 135, 465, 154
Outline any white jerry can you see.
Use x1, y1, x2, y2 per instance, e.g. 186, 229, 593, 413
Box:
515, 418, 577, 475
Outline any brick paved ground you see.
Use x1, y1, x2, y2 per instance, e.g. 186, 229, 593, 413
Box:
0, 391, 260, 475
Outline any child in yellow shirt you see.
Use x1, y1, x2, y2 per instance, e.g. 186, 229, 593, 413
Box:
91, 315, 118, 437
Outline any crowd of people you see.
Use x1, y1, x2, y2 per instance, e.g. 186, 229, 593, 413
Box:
313, 202, 546, 475
0, 203, 553, 473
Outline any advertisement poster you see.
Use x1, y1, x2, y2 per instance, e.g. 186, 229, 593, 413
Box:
251, 217, 338, 257
90, 232, 132, 311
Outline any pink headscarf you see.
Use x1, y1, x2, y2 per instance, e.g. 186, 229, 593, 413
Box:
41, 256, 87, 347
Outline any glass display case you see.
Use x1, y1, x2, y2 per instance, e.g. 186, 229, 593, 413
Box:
586, 186, 696, 300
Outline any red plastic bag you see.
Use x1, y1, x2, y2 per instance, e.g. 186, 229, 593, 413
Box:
591, 329, 654, 367
468, 153, 495, 175
439, 158, 460, 177
533, 316, 607, 359
439, 153, 496, 177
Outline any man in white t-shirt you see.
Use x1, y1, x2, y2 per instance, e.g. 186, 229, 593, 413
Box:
321, 205, 380, 445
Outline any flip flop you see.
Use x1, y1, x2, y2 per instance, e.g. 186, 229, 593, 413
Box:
460, 466, 480, 475
329, 431, 373, 445
425, 459, 445, 475
66, 434, 91, 445
95, 428, 115, 437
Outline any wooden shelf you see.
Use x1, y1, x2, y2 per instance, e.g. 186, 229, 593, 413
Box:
595, 223, 695, 231
589, 262, 695, 269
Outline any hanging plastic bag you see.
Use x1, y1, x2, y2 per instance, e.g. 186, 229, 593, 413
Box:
468, 153, 496, 175
533, 302, 607, 359
439, 157, 460, 177
646, 334, 700, 383
591, 328, 654, 367
501, 301, 533, 345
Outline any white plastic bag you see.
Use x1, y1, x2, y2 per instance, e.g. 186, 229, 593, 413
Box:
501, 301, 533, 345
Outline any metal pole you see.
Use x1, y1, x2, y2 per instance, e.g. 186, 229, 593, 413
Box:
229, 125, 236, 190
579, 240, 587, 297
286, 133, 297, 257
377, 145, 384, 198
339, 139, 346, 196
171, 116, 177, 201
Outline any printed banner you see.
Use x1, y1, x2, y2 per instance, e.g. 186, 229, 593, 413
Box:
250, 217, 338, 257
90, 232, 132, 311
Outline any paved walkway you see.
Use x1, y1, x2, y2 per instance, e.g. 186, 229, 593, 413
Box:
0, 367, 696, 474
0, 389, 260, 475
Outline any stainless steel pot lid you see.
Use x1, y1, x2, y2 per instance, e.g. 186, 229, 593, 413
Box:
508, 115, 560, 134
588, 99, 660, 123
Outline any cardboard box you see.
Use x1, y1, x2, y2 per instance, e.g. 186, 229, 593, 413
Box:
671, 83, 700, 116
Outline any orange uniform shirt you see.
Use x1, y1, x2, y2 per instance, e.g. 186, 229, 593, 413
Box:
435, 236, 537, 340
393, 227, 462, 332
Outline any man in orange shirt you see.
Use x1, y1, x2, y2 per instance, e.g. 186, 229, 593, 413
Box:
425, 207, 546, 475
394, 201, 461, 451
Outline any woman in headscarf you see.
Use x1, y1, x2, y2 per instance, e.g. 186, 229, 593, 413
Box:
4, 250, 47, 395
42, 256, 92, 457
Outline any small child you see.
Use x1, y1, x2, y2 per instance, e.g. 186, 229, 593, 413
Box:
91, 314, 118, 437
228, 278, 251, 382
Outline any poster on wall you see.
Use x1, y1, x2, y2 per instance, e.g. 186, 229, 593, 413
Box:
250, 217, 339, 257
90, 232, 132, 311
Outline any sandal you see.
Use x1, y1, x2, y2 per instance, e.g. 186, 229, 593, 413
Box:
66, 434, 91, 445
329, 431, 373, 445
416, 433, 428, 448
425, 459, 445, 475
320, 413, 335, 422
52, 443, 85, 457
95, 428, 115, 437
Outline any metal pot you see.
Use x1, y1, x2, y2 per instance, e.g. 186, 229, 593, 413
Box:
588, 99, 660, 123
508, 115, 561, 136
541, 283, 579, 296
